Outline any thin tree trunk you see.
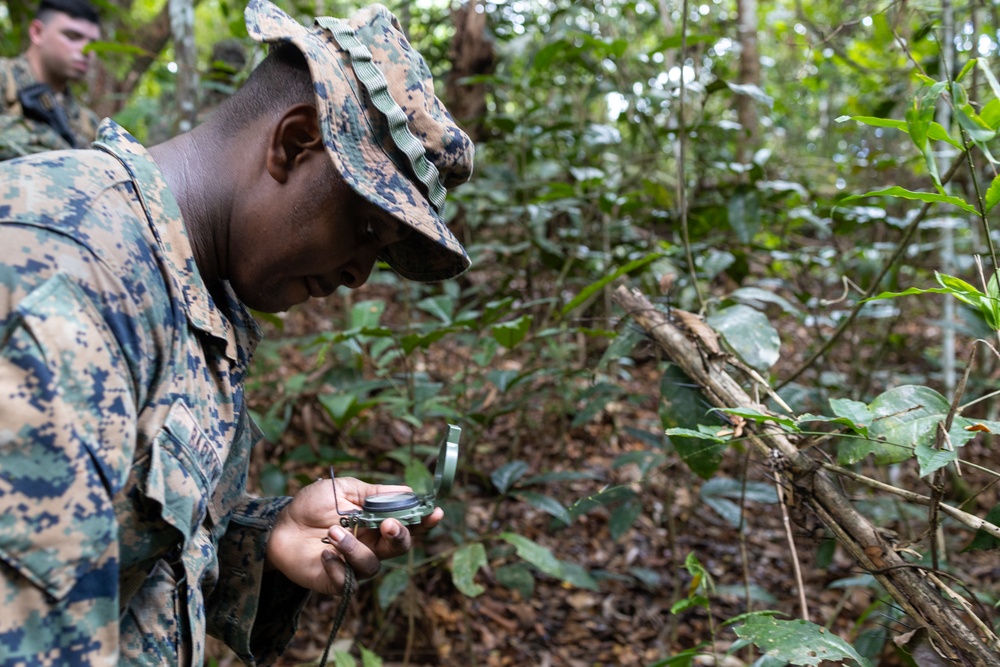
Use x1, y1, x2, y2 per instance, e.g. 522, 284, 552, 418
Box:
169, 0, 198, 134
735, 0, 760, 162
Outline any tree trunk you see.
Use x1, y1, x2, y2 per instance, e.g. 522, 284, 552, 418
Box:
168, 0, 198, 134
445, 0, 495, 143
612, 284, 1000, 667
735, 0, 760, 162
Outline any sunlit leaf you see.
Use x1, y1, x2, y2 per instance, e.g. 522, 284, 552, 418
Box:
706, 304, 781, 371
839, 187, 977, 214
452, 543, 488, 597
735, 615, 872, 667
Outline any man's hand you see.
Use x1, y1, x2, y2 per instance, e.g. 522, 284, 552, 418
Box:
264, 476, 444, 596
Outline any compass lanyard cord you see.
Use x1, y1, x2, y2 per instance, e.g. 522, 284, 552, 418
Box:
318, 561, 357, 667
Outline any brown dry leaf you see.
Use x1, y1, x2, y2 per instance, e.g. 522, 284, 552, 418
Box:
672, 308, 722, 356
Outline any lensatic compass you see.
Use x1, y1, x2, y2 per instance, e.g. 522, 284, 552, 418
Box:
327, 424, 460, 531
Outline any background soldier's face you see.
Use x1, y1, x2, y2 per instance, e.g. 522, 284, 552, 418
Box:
30, 12, 101, 83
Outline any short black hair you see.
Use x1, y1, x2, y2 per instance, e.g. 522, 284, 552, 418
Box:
210, 42, 315, 135
36, 0, 101, 26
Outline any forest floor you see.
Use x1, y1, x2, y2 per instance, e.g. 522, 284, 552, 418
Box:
207, 284, 1000, 667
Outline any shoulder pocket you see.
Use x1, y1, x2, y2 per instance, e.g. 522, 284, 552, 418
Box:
144, 400, 219, 543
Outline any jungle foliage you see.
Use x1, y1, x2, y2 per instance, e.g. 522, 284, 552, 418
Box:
3, 0, 1000, 665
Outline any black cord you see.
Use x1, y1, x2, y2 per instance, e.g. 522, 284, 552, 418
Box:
318, 562, 357, 667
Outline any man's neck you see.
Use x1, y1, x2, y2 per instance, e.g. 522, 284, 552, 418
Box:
24, 49, 67, 93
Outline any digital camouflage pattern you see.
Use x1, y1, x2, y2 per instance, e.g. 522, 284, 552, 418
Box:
0, 120, 309, 666
246, 0, 475, 282
0, 55, 100, 161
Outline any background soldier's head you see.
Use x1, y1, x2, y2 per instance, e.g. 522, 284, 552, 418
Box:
29, 0, 101, 90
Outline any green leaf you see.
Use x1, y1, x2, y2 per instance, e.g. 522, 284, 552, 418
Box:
491, 315, 533, 349
914, 441, 957, 478
332, 649, 357, 667
829, 398, 874, 434
837, 115, 960, 147
963, 503, 1000, 552
671, 427, 728, 479
838, 385, 977, 466
491, 460, 530, 494
565, 485, 636, 521
350, 299, 385, 329
706, 304, 781, 371
495, 562, 536, 598
451, 543, 488, 597
717, 407, 799, 430
728, 287, 802, 318
513, 491, 572, 525
359, 647, 383, 667
986, 173, 1000, 212
318, 393, 362, 429
956, 58, 978, 82
416, 295, 455, 324
499, 533, 599, 590
735, 615, 872, 667
700, 477, 778, 528
839, 187, 978, 214
560, 252, 662, 317
727, 190, 761, 244
609, 497, 643, 540
378, 568, 409, 609
978, 59, 1000, 104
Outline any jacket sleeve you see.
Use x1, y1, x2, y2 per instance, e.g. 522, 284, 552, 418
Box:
0, 269, 138, 665
204, 416, 311, 666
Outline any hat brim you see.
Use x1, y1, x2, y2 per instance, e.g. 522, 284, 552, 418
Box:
245, 1, 470, 282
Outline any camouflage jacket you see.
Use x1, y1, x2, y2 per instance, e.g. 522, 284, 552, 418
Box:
0, 54, 100, 161
0, 120, 309, 666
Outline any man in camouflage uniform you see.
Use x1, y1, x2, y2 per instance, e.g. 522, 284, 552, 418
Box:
0, 0, 101, 161
0, 0, 473, 664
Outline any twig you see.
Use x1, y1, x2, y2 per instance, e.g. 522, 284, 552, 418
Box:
778, 153, 965, 389
818, 461, 1000, 540
774, 468, 809, 620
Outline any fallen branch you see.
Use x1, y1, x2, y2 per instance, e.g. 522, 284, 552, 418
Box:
612, 284, 1000, 666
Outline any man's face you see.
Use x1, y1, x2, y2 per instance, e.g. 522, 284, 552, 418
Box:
30, 12, 101, 85
228, 156, 411, 313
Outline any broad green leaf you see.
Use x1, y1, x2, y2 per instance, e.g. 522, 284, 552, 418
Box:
728, 286, 802, 318
725, 81, 774, 108
986, 173, 1000, 212
500, 533, 598, 590
735, 615, 872, 667
700, 477, 778, 528
664, 427, 726, 442
378, 568, 409, 609
565, 485, 636, 522
416, 295, 455, 324
491, 315, 533, 349
451, 543, 487, 597
838, 385, 977, 466
491, 460, 530, 494
727, 190, 761, 244
333, 649, 356, 667
829, 398, 874, 433
318, 393, 360, 429
914, 442, 957, 478
953, 82, 999, 143
495, 562, 535, 598
839, 187, 977, 214
706, 304, 781, 371
609, 497, 643, 540
350, 299, 385, 329
560, 252, 662, 317
359, 647, 383, 667
660, 364, 712, 431
513, 491, 572, 525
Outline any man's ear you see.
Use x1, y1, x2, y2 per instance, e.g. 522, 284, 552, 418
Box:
266, 103, 324, 184
28, 19, 46, 46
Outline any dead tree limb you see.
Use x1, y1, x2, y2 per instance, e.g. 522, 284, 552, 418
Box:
612, 284, 1000, 666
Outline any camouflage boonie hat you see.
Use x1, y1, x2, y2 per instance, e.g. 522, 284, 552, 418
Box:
245, 0, 474, 281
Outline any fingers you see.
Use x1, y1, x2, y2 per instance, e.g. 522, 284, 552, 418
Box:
325, 525, 382, 579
